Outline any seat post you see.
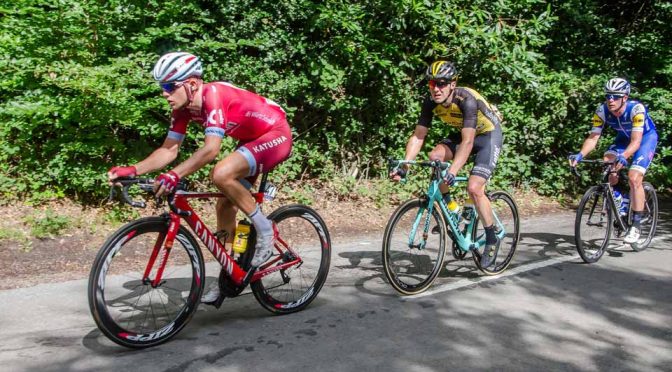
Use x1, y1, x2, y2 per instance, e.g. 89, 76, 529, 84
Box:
258, 172, 269, 193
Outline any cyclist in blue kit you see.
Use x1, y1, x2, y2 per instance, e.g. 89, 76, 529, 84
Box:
569, 78, 658, 244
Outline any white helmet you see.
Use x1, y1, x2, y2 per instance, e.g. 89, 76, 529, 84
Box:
604, 77, 630, 95
152, 52, 203, 83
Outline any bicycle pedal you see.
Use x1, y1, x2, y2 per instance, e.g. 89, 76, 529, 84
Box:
201, 294, 226, 309
211, 295, 226, 309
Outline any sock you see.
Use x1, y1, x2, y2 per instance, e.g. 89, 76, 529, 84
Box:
632, 210, 643, 229
248, 205, 273, 237
484, 225, 497, 245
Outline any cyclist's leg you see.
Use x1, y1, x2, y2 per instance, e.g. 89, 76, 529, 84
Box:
204, 157, 252, 304
603, 137, 628, 186
431, 137, 457, 195
625, 133, 657, 242
209, 166, 237, 249
201, 189, 239, 304
215, 121, 293, 267
469, 129, 500, 227
469, 129, 502, 267
629, 132, 657, 212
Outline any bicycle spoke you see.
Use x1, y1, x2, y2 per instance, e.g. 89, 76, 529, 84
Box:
89, 218, 204, 347
383, 199, 446, 294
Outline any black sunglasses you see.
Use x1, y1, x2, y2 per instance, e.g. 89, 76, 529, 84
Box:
429, 80, 450, 89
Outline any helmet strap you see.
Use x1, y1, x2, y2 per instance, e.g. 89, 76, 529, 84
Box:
439, 85, 456, 106
184, 83, 194, 104
613, 96, 627, 114
185, 79, 204, 111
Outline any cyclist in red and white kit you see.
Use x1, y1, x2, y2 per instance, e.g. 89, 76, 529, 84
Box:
107, 52, 292, 304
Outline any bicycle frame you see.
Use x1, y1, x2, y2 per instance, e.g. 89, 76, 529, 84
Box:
392, 160, 507, 252
139, 174, 302, 288
574, 160, 630, 232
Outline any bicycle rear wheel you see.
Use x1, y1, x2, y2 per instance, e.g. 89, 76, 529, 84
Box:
575, 186, 612, 263
251, 205, 331, 314
382, 198, 446, 295
472, 191, 520, 275
631, 182, 658, 251
88, 217, 204, 348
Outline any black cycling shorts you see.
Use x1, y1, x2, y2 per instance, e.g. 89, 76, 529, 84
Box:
439, 126, 503, 180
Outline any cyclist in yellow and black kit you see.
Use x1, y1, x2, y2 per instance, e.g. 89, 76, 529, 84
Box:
391, 60, 504, 267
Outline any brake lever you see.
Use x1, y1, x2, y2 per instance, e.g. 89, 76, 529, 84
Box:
121, 183, 146, 208
570, 166, 580, 178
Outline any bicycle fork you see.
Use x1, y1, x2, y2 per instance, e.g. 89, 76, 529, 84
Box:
407, 205, 431, 250
143, 214, 181, 288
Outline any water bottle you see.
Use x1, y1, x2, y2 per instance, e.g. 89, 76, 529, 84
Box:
613, 189, 623, 210
620, 193, 630, 216
232, 220, 251, 254
442, 194, 461, 214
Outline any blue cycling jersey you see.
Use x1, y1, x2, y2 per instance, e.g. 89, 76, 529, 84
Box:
591, 100, 657, 138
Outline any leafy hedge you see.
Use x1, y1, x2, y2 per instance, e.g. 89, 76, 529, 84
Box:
1, 0, 670, 201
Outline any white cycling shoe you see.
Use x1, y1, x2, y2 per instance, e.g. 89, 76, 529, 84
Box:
623, 226, 641, 244
200, 282, 221, 305
251, 224, 277, 268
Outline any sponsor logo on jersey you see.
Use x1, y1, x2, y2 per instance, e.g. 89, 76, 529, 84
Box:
245, 111, 276, 125
208, 109, 224, 125
252, 135, 288, 154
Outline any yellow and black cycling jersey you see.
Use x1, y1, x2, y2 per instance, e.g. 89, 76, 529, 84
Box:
417, 87, 501, 135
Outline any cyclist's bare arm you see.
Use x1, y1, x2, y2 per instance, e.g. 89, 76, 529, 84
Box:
570, 132, 601, 166
170, 135, 223, 178
448, 127, 475, 176
107, 138, 181, 182
391, 125, 427, 180
621, 131, 643, 160
133, 138, 181, 175
405, 125, 427, 161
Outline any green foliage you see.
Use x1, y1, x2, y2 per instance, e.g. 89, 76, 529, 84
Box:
0, 228, 32, 252
25, 209, 72, 239
0, 0, 670, 202
103, 205, 141, 225
281, 185, 314, 205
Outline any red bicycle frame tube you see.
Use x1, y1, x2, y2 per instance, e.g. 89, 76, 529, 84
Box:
250, 233, 301, 282
144, 190, 305, 287
176, 192, 249, 284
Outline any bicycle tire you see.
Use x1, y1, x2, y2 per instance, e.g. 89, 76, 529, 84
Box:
575, 186, 612, 263
471, 191, 520, 275
631, 182, 658, 251
88, 216, 204, 348
251, 204, 331, 314
382, 198, 447, 295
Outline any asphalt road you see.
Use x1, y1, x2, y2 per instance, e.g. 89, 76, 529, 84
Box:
1, 206, 671, 372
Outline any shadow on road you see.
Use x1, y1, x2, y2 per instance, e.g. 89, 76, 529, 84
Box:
20, 199, 671, 370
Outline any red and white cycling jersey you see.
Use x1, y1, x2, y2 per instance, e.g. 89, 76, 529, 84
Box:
167, 82, 287, 142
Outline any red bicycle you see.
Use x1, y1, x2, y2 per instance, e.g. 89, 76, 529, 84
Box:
88, 173, 331, 348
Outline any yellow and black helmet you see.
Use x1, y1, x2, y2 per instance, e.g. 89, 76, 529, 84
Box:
426, 61, 458, 81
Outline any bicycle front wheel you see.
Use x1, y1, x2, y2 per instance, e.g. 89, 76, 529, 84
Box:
382, 198, 446, 295
251, 205, 331, 314
88, 217, 204, 348
472, 191, 520, 275
575, 186, 612, 263
631, 182, 658, 251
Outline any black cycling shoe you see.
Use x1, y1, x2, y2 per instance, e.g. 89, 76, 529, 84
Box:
480, 238, 501, 268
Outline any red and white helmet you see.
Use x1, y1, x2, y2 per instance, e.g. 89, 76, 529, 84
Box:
152, 52, 203, 83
